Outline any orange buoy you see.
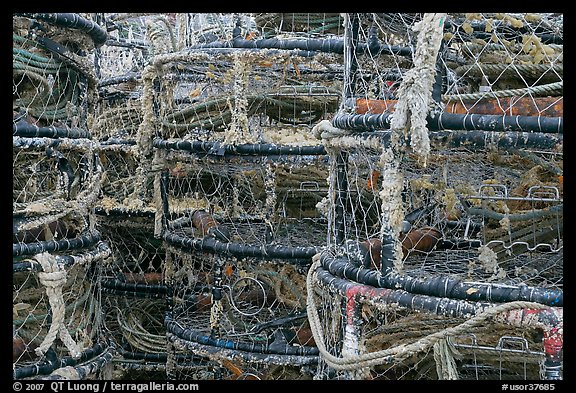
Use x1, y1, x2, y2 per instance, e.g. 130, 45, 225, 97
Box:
400, 226, 442, 256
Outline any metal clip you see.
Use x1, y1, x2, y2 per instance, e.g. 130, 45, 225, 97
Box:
496, 336, 530, 353
527, 185, 560, 201
299, 181, 320, 192
478, 183, 508, 198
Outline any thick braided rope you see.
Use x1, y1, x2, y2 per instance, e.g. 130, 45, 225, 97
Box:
306, 256, 549, 371
34, 252, 82, 358
389, 13, 446, 168
443, 81, 563, 101
224, 51, 255, 145
454, 63, 563, 80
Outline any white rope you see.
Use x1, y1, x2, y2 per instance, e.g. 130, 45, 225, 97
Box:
390, 13, 446, 167
34, 252, 82, 358
378, 147, 405, 273
312, 119, 350, 140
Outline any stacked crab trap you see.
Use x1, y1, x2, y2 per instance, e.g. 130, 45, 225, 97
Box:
13, 12, 562, 381
90, 14, 176, 380
307, 13, 562, 380
13, 13, 113, 380
149, 16, 343, 380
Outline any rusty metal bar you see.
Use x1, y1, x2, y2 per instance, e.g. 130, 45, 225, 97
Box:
355, 97, 563, 118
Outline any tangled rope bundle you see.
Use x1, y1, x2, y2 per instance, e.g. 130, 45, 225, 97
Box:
390, 13, 446, 167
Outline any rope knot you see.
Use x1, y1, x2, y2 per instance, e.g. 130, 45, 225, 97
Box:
33, 252, 82, 359
37, 270, 67, 288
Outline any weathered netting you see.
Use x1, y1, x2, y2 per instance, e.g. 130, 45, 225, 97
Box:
13, 14, 101, 129
308, 13, 562, 380
96, 211, 166, 376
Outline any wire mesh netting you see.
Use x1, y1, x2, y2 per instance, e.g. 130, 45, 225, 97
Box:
154, 85, 333, 378
13, 12, 562, 382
